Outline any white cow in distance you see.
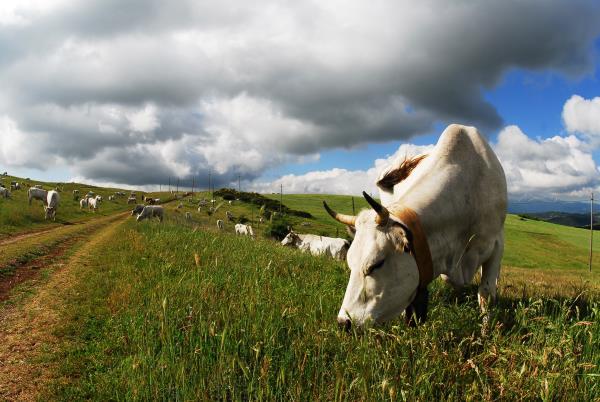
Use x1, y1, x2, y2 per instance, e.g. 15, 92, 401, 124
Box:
44, 190, 60, 221
80, 197, 88, 210
28, 187, 48, 205
281, 231, 349, 260
88, 195, 101, 212
216, 219, 224, 230
325, 124, 507, 329
136, 205, 164, 222
235, 224, 254, 237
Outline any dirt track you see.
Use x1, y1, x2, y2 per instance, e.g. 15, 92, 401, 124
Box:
0, 210, 129, 401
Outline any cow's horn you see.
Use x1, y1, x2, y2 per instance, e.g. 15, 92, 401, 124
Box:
323, 201, 356, 226
362, 191, 389, 225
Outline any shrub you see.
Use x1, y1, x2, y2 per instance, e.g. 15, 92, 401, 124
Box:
263, 216, 292, 240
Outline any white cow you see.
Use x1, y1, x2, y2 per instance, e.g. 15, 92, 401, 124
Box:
281, 231, 349, 260
34, 184, 43, 189
136, 205, 164, 222
10, 182, 20, 190
88, 196, 100, 212
44, 190, 60, 221
216, 219, 224, 230
28, 187, 48, 205
325, 124, 507, 329
185, 212, 192, 220
235, 224, 254, 237
127, 196, 137, 204
80, 197, 88, 210
0, 187, 10, 199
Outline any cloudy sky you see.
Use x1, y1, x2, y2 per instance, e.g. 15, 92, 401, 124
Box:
1, 0, 600, 200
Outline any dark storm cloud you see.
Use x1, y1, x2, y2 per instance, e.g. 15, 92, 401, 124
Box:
1, 0, 599, 186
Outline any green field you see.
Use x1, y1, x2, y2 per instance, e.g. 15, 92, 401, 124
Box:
1, 181, 598, 400
0, 175, 136, 238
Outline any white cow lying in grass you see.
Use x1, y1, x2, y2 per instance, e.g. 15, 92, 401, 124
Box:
136, 205, 164, 222
44, 190, 60, 221
281, 231, 349, 260
235, 224, 254, 237
28, 187, 48, 205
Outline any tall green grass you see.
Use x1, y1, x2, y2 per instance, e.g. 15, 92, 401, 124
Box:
47, 219, 599, 400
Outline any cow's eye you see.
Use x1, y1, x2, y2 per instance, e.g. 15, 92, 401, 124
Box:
366, 259, 385, 275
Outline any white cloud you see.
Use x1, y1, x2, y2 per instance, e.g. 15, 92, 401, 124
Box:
250, 143, 434, 196
562, 95, 600, 139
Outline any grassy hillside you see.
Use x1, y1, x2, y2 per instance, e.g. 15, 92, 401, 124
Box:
43, 216, 598, 400
0, 175, 140, 238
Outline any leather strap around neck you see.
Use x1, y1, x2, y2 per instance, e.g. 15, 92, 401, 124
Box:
391, 207, 434, 288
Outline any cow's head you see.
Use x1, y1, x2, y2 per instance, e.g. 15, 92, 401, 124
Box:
281, 230, 300, 246
324, 192, 430, 329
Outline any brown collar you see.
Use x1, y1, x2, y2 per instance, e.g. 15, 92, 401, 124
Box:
391, 207, 434, 288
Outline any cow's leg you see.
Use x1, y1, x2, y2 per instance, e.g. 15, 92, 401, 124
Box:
478, 234, 503, 313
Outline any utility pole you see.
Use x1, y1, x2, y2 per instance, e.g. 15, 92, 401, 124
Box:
280, 183, 283, 214
590, 192, 594, 272
352, 197, 355, 215
238, 174, 241, 193
176, 178, 179, 194
192, 177, 195, 195
208, 169, 211, 197
168, 176, 171, 193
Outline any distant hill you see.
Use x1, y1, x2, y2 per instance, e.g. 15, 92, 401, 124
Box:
518, 211, 600, 230
508, 200, 591, 214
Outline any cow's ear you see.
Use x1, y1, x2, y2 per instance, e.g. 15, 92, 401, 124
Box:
391, 220, 412, 254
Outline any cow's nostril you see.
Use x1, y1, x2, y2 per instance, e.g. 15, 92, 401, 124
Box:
337, 317, 351, 331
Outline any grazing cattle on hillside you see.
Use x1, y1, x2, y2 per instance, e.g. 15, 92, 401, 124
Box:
177, 203, 184, 209
136, 205, 164, 222
131, 204, 145, 216
216, 220, 224, 230
235, 224, 254, 237
0, 187, 10, 199
28, 187, 48, 205
127, 196, 137, 204
281, 231, 349, 260
33, 184, 43, 189
226, 211, 235, 221
324, 124, 507, 329
185, 212, 192, 220
154, 198, 161, 204
44, 190, 60, 221
10, 182, 20, 191
79, 197, 88, 210
73, 189, 79, 200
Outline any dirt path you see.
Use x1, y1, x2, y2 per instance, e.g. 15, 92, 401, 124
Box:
0, 212, 128, 401
0, 212, 129, 301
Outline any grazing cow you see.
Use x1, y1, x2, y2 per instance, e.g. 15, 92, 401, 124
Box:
80, 197, 88, 210
10, 182, 20, 190
226, 211, 235, 221
185, 212, 192, 220
131, 204, 145, 216
197, 206, 202, 212
324, 124, 507, 329
34, 184, 43, 189
88, 196, 100, 212
73, 189, 80, 200
0, 187, 10, 199
136, 205, 164, 222
216, 219, 224, 230
127, 196, 137, 204
281, 231, 349, 260
235, 224, 254, 237
28, 187, 48, 205
44, 190, 60, 221
154, 198, 161, 204
177, 203, 184, 209
228, 200, 233, 205
146, 197, 155, 205
96, 195, 103, 202
108, 195, 115, 201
